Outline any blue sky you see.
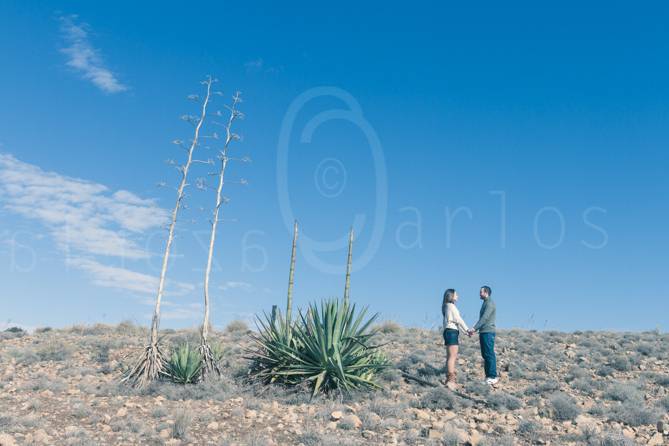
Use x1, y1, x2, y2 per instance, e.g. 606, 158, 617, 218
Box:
1, 1, 668, 331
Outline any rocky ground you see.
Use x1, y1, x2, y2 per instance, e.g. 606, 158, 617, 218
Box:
0, 322, 667, 445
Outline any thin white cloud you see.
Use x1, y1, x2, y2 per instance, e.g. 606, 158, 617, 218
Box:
221, 281, 254, 292
244, 58, 264, 73
160, 302, 202, 321
66, 257, 194, 296
0, 153, 183, 296
59, 15, 128, 94
243, 58, 284, 75
0, 154, 167, 259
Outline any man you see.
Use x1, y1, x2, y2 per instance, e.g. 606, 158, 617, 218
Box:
468, 286, 498, 385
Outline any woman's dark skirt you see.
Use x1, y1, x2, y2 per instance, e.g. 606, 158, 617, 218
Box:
443, 328, 459, 346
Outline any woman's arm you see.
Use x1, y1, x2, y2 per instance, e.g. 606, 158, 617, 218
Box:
453, 305, 469, 332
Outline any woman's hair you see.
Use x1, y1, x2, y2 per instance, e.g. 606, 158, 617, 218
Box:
442, 288, 456, 315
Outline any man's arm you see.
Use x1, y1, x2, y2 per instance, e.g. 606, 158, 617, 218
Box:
472, 301, 493, 331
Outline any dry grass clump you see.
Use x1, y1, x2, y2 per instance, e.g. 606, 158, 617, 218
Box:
549, 392, 581, 421
376, 320, 403, 334
171, 409, 193, 440
225, 319, 250, 333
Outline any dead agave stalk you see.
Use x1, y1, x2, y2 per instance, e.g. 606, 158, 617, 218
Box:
343, 227, 354, 305
199, 91, 245, 379
285, 220, 298, 331
122, 77, 214, 388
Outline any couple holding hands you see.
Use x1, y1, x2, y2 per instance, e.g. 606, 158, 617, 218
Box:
442, 286, 498, 390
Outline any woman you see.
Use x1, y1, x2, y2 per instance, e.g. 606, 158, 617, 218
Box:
442, 288, 469, 390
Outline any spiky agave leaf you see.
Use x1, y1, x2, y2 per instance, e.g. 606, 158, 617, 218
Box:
248, 298, 388, 396
247, 309, 301, 384
167, 343, 203, 384
292, 299, 386, 396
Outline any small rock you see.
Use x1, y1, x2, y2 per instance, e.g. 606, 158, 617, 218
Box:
245, 409, 257, 419
340, 414, 362, 429
326, 422, 337, 430
414, 409, 431, 421
575, 414, 597, 427
657, 421, 664, 433
32, 429, 50, 444
159, 429, 170, 439
442, 410, 457, 421
648, 433, 664, 446
469, 430, 483, 446
428, 429, 442, 440
0, 434, 16, 446
431, 421, 445, 430
622, 428, 635, 439
330, 411, 343, 421
207, 421, 219, 430
116, 407, 128, 417
367, 413, 381, 424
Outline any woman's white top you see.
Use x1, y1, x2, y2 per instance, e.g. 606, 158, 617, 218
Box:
443, 302, 469, 332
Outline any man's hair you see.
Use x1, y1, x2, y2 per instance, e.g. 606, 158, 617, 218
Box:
442, 289, 456, 315
481, 285, 492, 297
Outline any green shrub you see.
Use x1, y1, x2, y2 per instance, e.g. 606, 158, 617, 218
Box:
659, 396, 669, 411
517, 419, 540, 436
415, 387, 466, 411
171, 409, 192, 439
653, 374, 669, 386
11, 341, 73, 364
611, 355, 632, 371
596, 365, 615, 377
607, 402, 660, 427
166, 343, 202, 384
549, 392, 581, 421
296, 430, 322, 446
478, 435, 514, 446
376, 320, 402, 334
603, 383, 642, 402
249, 298, 388, 396
225, 320, 249, 333
487, 392, 522, 410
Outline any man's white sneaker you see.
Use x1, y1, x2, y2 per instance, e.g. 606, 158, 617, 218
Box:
486, 377, 499, 385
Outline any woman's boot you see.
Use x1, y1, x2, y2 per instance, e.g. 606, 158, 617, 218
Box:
446, 371, 457, 390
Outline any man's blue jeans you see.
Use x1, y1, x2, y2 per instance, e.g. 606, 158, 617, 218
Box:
479, 332, 497, 379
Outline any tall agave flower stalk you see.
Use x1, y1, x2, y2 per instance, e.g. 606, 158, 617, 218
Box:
199, 91, 245, 379
285, 220, 298, 329
123, 77, 214, 388
343, 227, 354, 305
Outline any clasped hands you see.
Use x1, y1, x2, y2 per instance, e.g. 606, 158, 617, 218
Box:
466, 329, 476, 337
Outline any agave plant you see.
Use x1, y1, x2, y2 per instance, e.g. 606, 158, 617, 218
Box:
248, 308, 299, 382
249, 298, 388, 396
167, 343, 203, 384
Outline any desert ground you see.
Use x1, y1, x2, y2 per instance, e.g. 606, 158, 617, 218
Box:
0, 322, 667, 445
